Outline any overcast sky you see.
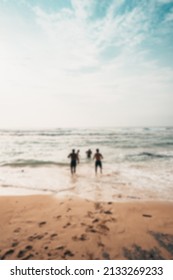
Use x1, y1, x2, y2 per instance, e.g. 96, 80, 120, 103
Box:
0, 0, 173, 128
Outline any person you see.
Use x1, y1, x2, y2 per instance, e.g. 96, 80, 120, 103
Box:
86, 149, 92, 159
68, 149, 78, 174
77, 149, 80, 164
93, 149, 103, 174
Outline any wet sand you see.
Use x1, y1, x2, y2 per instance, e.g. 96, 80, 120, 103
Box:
0, 195, 173, 260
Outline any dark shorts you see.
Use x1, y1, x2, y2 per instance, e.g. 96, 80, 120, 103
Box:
71, 160, 76, 168
95, 160, 102, 168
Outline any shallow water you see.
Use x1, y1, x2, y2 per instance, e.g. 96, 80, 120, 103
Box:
0, 127, 173, 201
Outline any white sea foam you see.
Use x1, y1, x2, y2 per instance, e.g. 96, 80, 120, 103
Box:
0, 127, 173, 201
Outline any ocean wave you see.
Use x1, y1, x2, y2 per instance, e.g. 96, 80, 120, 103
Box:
1, 159, 68, 168
127, 152, 173, 161
153, 141, 173, 147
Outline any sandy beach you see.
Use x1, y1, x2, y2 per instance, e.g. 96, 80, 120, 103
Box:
0, 195, 173, 260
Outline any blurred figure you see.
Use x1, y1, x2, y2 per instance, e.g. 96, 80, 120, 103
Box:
68, 149, 78, 174
93, 149, 103, 174
86, 149, 92, 159
77, 149, 80, 164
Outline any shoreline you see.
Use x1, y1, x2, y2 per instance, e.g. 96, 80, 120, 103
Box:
0, 194, 173, 260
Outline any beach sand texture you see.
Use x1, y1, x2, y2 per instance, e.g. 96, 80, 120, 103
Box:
0, 195, 173, 260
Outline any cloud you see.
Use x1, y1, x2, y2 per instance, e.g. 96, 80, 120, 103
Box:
31, 0, 151, 75
0, 0, 173, 127
165, 7, 173, 20
157, 0, 173, 3
71, 0, 94, 19
31, 0, 173, 72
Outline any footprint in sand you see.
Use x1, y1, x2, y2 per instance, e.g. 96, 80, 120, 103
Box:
102, 251, 110, 260
50, 233, 58, 239
11, 241, 19, 247
111, 217, 117, 223
97, 241, 104, 247
143, 214, 152, 218
64, 250, 74, 257
104, 210, 112, 215
79, 234, 88, 241
28, 234, 44, 241
63, 222, 71, 228
14, 227, 21, 233
72, 234, 88, 241
0, 249, 15, 260
85, 225, 97, 233
94, 202, 102, 210
23, 254, 34, 260
17, 245, 33, 259
92, 218, 100, 223
86, 211, 95, 219
56, 246, 65, 250
38, 221, 47, 227
55, 215, 61, 220
97, 223, 110, 234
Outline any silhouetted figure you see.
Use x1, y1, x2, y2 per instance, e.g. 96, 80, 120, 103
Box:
77, 149, 80, 164
68, 149, 78, 174
86, 149, 92, 159
93, 149, 103, 174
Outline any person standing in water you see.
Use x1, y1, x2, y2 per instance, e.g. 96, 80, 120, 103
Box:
93, 149, 103, 174
68, 149, 78, 174
86, 149, 92, 159
77, 149, 80, 164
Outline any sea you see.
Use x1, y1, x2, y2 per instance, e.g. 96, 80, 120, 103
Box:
0, 127, 173, 202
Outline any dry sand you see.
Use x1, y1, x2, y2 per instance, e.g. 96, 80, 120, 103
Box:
0, 195, 173, 260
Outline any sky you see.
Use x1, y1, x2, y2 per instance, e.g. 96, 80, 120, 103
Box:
0, 0, 173, 128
